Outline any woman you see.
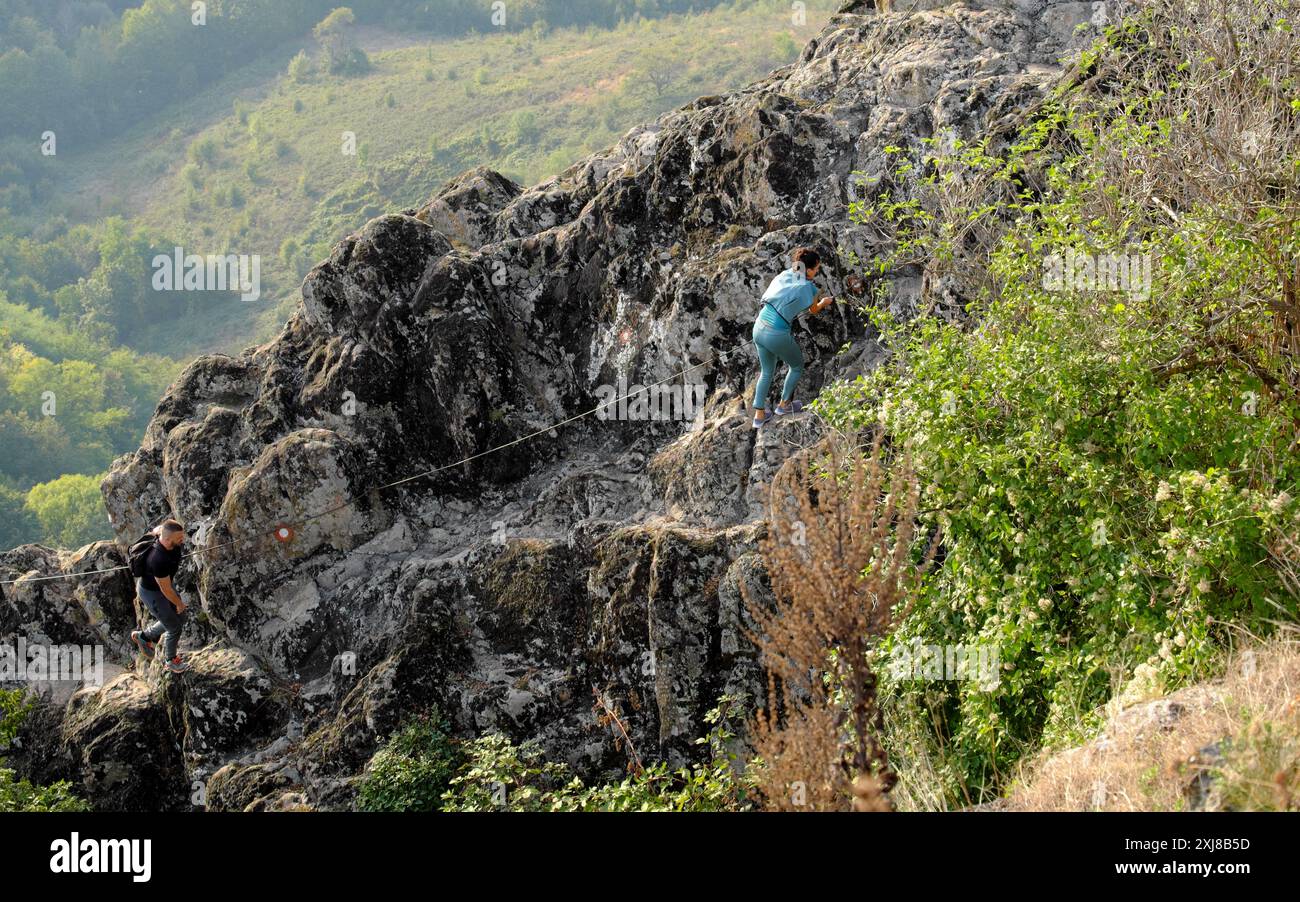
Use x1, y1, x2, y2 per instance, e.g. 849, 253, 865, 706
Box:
752, 247, 835, 428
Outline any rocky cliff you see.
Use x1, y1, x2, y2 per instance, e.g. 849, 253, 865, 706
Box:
0, 0, 1106, 810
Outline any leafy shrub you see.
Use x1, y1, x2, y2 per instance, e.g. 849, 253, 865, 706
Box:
0, 689, 29, 750
772, 31, 798, 60
508, 110, 540, 145
441, 696, 757, 812
357, 710, 460, 812
187, 134, 219, 167
332, 47, 371, 77
23, 473, 110, 548
816, 2, 1300, 804
287, 50, 313, 84
0, 769, 91, 812
0, 689, 90, 812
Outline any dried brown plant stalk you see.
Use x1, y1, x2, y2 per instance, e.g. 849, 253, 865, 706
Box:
744, 433, 936, 811
592, 687, 644, 775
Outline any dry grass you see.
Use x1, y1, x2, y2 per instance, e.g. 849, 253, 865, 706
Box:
743, 434, 936, 811
1000, 629, 1300, 811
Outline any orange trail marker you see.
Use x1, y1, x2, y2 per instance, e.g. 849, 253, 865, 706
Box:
274, 525, 295, 543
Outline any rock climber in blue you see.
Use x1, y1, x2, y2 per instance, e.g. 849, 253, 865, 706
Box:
752, 247, 835, 428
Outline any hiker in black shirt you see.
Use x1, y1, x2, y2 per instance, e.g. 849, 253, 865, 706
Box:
130, 519, 190, 673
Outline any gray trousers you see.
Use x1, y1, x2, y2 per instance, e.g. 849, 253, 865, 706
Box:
137, 579, 186, 660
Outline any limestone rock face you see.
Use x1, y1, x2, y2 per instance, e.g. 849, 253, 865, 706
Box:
415, 165, 524, 249
0, 543, 135, 664
158, 643, 290, 768
0, 0, 1103, 809
59, 674, 189, 812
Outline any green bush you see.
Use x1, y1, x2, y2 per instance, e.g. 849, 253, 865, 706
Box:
0, 689, 29, 750
773, 32, 798, 59
0, 689, 90, 812
816, 12, 1300, 804
508, 110, 540, 146
187, 134, 219, 167
0, 480, 38, 550
0, 769, 91, 813
441, 695, 757, 812
332, 47, 371, 77
356, 711, 460, 812
287, 50, 313, 84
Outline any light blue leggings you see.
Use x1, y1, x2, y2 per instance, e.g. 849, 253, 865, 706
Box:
752, 323, 804, 409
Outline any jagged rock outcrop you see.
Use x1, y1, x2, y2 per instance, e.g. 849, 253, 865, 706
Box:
59, 674, 189, 812
0, 0, 1106, 810
0, 544, 136, 664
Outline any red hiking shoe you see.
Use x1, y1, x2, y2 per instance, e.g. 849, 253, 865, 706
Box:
131, 631, 155, 659
164, 656, 190, 674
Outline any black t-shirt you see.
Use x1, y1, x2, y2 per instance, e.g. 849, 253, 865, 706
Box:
140, 541, 183, 593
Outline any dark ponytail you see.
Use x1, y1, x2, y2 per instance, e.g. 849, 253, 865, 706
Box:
792, 246, 821, 274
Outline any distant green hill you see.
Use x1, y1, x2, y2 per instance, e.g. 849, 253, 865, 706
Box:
0, 1, 833, 549
29, 3, 827, 358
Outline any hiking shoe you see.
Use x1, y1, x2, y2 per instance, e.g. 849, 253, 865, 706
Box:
131, 631, 155, 659
752, 411, 772, 429
164, 656, 189, 674
774, 400, 805, 416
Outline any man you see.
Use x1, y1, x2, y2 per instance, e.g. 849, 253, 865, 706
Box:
130, 520, 190, 674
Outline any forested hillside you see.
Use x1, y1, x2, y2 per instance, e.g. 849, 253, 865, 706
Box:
0, 0, 829, 550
